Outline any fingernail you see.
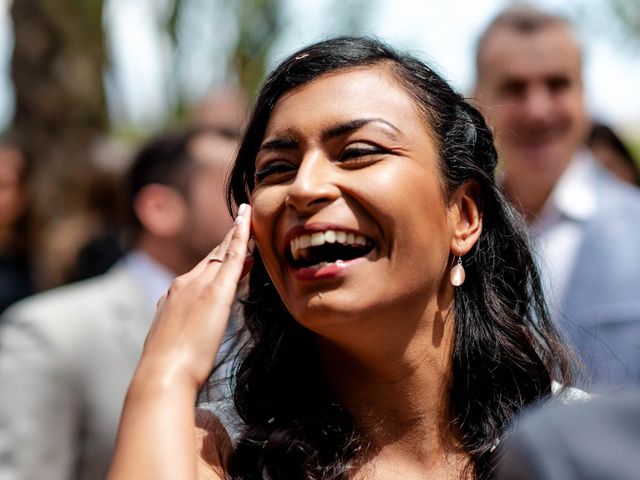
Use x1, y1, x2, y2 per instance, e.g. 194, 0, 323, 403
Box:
238, 203, 248, 215
235, 215, 244, 225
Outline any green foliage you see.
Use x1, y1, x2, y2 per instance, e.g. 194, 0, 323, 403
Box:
610, 0, 640, 41
159, 0, 375, 117
228, 0, 284, 98
105, 0, 375, 127
166, 0, 183, 46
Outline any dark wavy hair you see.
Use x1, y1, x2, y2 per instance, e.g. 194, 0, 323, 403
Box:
225, 36, 574, 480
588, 122, 640, 186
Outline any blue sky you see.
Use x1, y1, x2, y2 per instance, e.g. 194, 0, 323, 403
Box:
0, 0, 638, 135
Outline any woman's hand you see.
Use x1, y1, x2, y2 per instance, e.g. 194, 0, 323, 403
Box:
108, 204, 252, 480
138, 203, 253, 392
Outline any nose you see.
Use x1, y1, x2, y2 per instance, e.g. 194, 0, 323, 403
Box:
285, 150, 340, 214
523, 84, 554, 123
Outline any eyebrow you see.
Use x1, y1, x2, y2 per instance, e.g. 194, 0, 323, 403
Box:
258, 118, 401, 152
322, 118, 401, 141
259, 135, 299, 152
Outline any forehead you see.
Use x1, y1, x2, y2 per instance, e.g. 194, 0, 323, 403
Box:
480, 25, 581, 82
265, 66, 429, 137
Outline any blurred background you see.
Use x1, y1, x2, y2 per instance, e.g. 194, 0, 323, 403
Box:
0, 0, 638, 296
0, 0, 638, 132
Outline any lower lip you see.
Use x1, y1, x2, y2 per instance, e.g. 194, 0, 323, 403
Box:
292, 257, 366, 281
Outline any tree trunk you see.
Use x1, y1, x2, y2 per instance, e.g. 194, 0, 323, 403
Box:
11, 0, 109, 288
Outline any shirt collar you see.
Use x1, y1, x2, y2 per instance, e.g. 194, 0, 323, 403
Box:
550, 149, 598, 222
531, 150, 598, 234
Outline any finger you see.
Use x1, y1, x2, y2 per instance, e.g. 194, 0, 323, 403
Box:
192, 243, 254, 297
194, 203, 252, 280
202, 204, 252, 305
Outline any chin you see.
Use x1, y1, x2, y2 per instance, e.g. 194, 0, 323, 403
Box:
519, 143, 570, 172
289, 291, 372, 331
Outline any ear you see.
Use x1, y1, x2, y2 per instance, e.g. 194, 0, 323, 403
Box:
448, 181, 482, 257
133, 184, 188, 237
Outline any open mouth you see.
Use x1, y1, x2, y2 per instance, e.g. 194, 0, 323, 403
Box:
286, 229, 375, 269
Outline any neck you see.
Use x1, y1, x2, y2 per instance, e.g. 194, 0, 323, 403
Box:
502, 175, 555, 223
316, 306, 468, 476
500, 151, 575, 224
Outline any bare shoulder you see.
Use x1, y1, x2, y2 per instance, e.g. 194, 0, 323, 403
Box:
195, 408, 233, 480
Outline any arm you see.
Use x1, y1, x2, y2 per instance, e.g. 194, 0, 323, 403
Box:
0, 309, 82, 480
108, 204, 252, 480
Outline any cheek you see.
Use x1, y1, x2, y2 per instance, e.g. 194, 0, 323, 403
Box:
505, 103, 526, 121
250, 188, 286, 267
375, 168, 451, 259
489, 105, 517, 132
400, 196, 451, 259
402, 170, 452, 236
249, 190, 293, 309
556, 90, 581, 116
569, 103, 587, 130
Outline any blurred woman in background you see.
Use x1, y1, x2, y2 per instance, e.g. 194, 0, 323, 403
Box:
588, 122, 640, 187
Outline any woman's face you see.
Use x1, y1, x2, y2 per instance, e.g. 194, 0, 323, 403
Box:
250, 66, 458, 332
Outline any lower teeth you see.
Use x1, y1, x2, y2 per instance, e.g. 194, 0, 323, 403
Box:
311, 259, 345, 269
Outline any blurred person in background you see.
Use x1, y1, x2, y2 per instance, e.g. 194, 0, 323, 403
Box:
66, 138, 132, 283
587, 122, 640, 187
0, 126, 239, 480
473, 4, 640, 391
497, 389, 640, 480
32, 138, 131, 290
192, 85, 250, 139
0, 137, 35, 314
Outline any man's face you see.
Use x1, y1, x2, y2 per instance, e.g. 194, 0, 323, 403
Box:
181, 133, 238, 261
475, 25, 588, 186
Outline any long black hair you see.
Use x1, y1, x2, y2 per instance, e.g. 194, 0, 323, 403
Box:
225, 36, 574, 480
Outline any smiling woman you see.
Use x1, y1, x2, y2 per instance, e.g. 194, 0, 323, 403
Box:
109, 37, 575, 480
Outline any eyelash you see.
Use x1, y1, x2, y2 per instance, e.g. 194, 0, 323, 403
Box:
254, 145, 387, 185
254, 162, 295, 184
338, 145, 387, 162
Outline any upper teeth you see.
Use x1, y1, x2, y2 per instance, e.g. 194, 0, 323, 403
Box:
290, 230, 367, 261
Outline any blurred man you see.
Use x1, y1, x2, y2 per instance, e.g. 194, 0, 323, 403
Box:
498, 390, 640, 480
474, 4, 640, 391
0, 126, 238, 480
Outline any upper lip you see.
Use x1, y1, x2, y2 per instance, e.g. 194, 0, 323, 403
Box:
281, 222, 373, 258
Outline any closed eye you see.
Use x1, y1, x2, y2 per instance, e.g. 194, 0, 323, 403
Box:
254, 161, 297, 185
338, 145, 388, 164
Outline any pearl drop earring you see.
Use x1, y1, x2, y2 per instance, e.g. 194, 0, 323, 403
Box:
450, 256, 466, 287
